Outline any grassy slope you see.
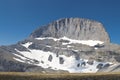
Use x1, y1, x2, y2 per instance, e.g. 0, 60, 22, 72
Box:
0, 72, 120, 80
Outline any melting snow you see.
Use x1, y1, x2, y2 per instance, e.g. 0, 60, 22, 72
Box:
13, 48, 108, 73
46, 45, 52, 48
36, 36, 104, 46
13, 57, 25, 63
21, 42, 32, 48
13, 38, 107, 73
94, 47, 98, 50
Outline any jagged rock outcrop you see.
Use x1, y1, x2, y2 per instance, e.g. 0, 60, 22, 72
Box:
30, 18, 110, 43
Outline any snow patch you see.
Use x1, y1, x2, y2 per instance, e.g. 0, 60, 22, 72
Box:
67, 45, 73, 48
13, 53, 26, 60
62, 43, 69, 45
36, 36, 104, 46
46, 45, 52, 48
13, 57, 25, 63
21, 42, 32, 48
94, 47, 98, 50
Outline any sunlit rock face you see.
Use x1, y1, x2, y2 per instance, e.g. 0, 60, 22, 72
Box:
30, 18, 110, 43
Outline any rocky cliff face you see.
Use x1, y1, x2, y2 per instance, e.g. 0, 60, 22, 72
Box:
30, 18, 110, 43
0, 18, 120, 73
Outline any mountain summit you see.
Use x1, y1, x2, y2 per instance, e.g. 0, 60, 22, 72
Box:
0, 18, 120, 73
30, 18, 110, 43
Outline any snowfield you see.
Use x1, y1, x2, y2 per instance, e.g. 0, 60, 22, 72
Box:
12, 37, 111, 73
35, 36, 104, 46
14, 48, 101, 73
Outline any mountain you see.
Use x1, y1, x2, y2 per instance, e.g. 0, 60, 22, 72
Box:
0, 18, 120, 73
30, 18, 110, 43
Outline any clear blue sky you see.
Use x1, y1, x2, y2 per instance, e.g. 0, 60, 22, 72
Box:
0, 0, 120, 45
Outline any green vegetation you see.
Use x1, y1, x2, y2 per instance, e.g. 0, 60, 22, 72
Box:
0, 72, 120, 80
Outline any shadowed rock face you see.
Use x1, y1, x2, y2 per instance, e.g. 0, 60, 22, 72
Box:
30, 18, 110, 43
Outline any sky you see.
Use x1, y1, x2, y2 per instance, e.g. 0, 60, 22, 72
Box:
0, 0, 120, 45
